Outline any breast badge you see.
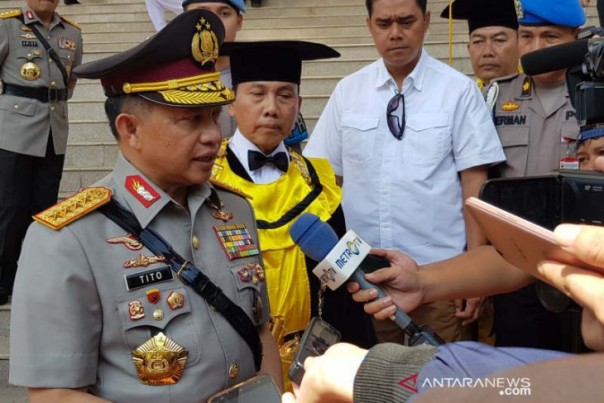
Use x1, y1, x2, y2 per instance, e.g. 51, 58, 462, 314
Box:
166, 291, 185, 310
106, 233, 143, 250
213, 224, 260, 260
123, 254, 166, 269
20, 62, 41, 81
146, 288, 160, 304
132, 332, 188, 385
501, 101, 520, 112
128, 300, 145, 320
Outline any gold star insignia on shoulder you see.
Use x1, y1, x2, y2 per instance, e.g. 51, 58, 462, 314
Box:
0, 9, 22, 20
34, 187, 112, 230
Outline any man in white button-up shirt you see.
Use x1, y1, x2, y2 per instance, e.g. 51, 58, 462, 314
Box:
304, 0, 505, 343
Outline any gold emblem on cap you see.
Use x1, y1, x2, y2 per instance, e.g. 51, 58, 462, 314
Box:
132, 332, 188, 385
192, 17, 219, 67
20, 62, 41, 81
514, 0, 523, 19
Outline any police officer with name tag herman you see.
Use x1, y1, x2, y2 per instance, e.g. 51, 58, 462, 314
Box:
0, 0, 83, 305
8, 9, 282, 402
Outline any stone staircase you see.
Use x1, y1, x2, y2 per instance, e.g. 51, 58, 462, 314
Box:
0, 0, 600, 400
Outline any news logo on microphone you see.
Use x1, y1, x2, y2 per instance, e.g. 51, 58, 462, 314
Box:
312, 230, 372, 290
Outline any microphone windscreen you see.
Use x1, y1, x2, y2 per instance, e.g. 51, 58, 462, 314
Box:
521, 39, 588, 76
289, 213, 338, 262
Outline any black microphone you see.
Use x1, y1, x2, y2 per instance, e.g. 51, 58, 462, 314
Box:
289, 213, 443, 346
521, 39, 588, 76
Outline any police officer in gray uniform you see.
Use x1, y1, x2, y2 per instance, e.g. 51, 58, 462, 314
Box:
0, 0, 83, 304
9, 9, 282, 402
486, 0, 585, 350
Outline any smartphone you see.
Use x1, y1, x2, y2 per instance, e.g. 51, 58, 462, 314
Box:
465, 197, 584, 277
288, 316, 341, 386
207, 374, 281, 403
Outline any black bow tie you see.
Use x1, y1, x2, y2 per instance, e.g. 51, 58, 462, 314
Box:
248, 150, 289, 172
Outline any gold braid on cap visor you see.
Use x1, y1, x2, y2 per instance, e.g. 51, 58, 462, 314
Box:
121, 72, 234, 105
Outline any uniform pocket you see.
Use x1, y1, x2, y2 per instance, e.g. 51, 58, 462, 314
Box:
117, 286, 201, 362
0, 96, 36, 116
404, 114, 449, 164
340, 115, 378, 164
230, 264, 266, 326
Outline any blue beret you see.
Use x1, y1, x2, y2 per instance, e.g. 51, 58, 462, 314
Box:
182, 0, 246, 13
516, 0, 586, 28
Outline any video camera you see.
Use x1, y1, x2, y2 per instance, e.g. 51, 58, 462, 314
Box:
521, 26, 604, 131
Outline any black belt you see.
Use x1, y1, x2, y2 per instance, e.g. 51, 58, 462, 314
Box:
2, 83, 68, 102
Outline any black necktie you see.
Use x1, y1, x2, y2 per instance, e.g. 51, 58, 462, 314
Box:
248, 150, 289, 172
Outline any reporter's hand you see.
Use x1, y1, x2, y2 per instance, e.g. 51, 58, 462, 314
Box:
282, 343, 367, 403
454, 297, 483, 326
537, 223, 604, 351
346, 249, 423, 320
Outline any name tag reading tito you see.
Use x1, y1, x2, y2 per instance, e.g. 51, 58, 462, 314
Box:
125, 266, 173, 291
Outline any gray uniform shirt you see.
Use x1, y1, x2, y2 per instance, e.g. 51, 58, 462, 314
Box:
491, 73, 579, 178
0, 8, 83, 156
9, 153, 270, 402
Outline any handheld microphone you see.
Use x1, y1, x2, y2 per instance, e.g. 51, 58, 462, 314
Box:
520, 39, 588, 76
290, 213, 443, 346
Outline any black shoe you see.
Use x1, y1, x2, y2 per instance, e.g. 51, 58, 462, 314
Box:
64, 0, 81, 4
251, 0, 261, 7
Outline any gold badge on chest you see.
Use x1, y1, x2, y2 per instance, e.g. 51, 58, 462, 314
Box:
20, 62, 41, 81
132, 332, 188, 385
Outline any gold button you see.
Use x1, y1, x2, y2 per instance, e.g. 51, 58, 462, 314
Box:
153, 309, 164, 321
50, 81, 57, 87
14, 105, 19, 109
27, 53, 32, 58
50, 106, 55, 111
228, 363, 239, 379
192, 235, 200, 250
49, 59, 53, 63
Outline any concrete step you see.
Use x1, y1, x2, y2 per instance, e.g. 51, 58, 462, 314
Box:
0, 304, 27, 403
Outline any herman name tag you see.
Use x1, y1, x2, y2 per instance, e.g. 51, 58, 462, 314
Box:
125, 266, 173, 291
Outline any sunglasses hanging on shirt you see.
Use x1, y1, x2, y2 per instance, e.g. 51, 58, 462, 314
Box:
386, 93, 405, 140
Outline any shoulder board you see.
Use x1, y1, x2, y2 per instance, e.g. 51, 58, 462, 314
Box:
210, 178, 253, 200
60, 15, 81, 29
34, 187, 112, 230
492, 72, 519, 84
0, 9, 22, 20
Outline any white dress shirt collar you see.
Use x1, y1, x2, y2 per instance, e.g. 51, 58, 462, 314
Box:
229, 129, 290, 184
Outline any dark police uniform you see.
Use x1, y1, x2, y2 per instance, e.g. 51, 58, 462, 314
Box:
486, 0, 586, 351
0, 7, 83, 302
9, 9, 273, 401
489, 73, 579, 350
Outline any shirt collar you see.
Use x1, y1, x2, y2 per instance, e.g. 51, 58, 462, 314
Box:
21, 7, 62, 29
110, 153, 211, 228
375, 49, 427, 93
229, 128, 289, 164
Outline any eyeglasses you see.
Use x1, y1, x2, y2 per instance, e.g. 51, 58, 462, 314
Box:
386, 93, 405, 140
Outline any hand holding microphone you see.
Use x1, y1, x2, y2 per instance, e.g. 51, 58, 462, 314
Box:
290, 213, 443, 346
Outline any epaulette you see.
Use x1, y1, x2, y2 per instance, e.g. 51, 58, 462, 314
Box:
210, 178, 253, 200
34, 187, 112, 230
491, 72, 519, 84
0, 9, 22, 20
60, 15, 81, 30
